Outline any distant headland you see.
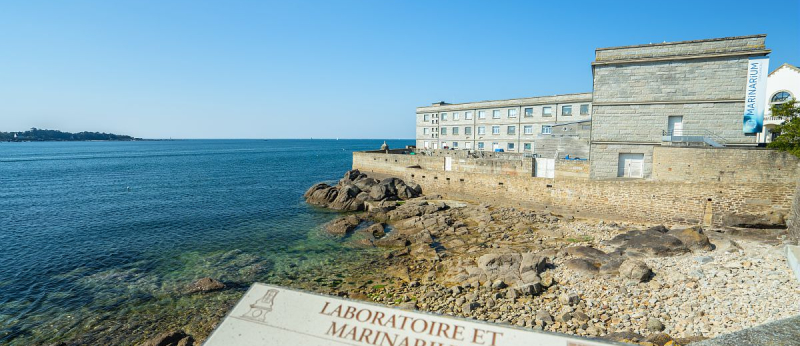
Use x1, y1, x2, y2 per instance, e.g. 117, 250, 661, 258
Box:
1, 128, 141, 142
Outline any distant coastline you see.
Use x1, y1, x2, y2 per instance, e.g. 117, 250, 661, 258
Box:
1, 128, 141, 142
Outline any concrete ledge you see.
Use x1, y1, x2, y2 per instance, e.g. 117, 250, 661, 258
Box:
787, 245, 800, 283
693, 315, 800, 346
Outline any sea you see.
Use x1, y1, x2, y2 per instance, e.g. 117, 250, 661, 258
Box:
0, 139, 413, 345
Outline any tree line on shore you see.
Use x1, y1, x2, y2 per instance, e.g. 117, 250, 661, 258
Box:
0, 128, 138, 141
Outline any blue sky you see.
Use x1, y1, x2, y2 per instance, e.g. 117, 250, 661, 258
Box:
1, 1, 798, 139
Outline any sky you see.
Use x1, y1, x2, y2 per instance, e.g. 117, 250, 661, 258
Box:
0, 1, 798, 139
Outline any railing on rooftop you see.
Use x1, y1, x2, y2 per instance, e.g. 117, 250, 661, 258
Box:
661, 129, 726, 147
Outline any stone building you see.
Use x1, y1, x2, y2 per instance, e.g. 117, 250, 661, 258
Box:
590, 35, 770, 179
760, 63, 800, 144
415, 93, 592, 154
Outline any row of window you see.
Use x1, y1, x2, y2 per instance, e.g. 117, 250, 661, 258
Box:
422, 104, 589, 122
425, 141, 534, 151
425, 125, 553, 135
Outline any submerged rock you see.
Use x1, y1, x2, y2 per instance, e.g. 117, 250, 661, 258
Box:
138, 330, 194, 346
186, 277, 225, 294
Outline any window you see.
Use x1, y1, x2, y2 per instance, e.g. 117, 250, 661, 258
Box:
478, 110, 486, 119
543, 107, 552, 117
508, 109, 517, 118
453, 112, 460, 120
580, 104, 590, 115
542, 126, 552, 134
453, 142, 459, 148
441, 113, 448, 121
562, 105, 572, 116
452, 127, 459, 135
524, 143, 532, 151
507, 143, 515, 151
492, 110, 500, 119
465, 111, 473, 120
492, 126, 500, 134
465, 127, 472, 135
507, 126, 516, 135
524, 108, 533, 117
423, 114, 429, 121
477, 142, 485, 150
424, 128, 429, 135
441, 127, 447, 135
524, 125, 533, 134
771, 91, 792, 104
477, 126, 486, 135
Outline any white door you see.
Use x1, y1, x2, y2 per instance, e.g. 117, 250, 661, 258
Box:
492, 142, 500, 151
432, 142, 438, 149
424, 141, 429, 149
618, 153, 644, 178
668, 116, 683, 136
535, 158, 555, 178
465, 142, 473, 149
444, 157, 452, 171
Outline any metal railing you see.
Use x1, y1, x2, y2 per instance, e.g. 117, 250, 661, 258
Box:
661, 129, 726, 147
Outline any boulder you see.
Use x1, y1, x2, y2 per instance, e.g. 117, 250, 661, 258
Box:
520, 252, 549, 274
186, 277, 225, 294
563, 246, 610, 262
605, 229, 690, 257
374, 232, 409, 247
646, 317, 666, 332
559, 292, 580, 306
462, 301, 481, 314
362, 223, 385, 238
668, 226, 712, 251
325, 215, 361, 237
618, 259, 652, 282
535, 310, 554, 326
563, 258, 600, 274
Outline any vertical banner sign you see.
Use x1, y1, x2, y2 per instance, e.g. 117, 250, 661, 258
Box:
743, 56, 769, 134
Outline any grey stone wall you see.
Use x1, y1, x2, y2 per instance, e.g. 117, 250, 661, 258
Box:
591, 102, 754, 144
593, 58, 748, 103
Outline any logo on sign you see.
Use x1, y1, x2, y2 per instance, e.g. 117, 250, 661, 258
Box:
241, 289, 279, 323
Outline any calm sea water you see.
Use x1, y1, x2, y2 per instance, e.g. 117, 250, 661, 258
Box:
0, 139, 412, 345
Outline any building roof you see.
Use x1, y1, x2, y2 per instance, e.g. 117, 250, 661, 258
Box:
769, 63, 800, 77
593, 34, 770, 65
416, 92, 593, 113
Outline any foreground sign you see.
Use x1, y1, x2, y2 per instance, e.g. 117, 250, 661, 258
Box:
204, 283, 619, 346
743, 56, 770, 134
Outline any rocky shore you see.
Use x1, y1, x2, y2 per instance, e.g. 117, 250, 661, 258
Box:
299, 170, 800, 346
132, 169, 799, 346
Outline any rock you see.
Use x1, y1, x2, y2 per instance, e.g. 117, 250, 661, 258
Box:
387, 265, 411, 282
517, 280, 544, 296
646, 317, 666, 332
325, 215, 361, 237
138, 330, 193, 346
557, 312, 573, 323
602, 331, 645, 343
491, 279, 507, 289
564, 258, 600, 274
599, 257, 625, 276
186, 277, 225, 294
619, 259, 652, 282
520, 252, 549, 274
462, 302, 481, 314
505, 287, 520, 299
535, 310, 554, 326
668, 226, 713, 251
363, 223, 385, 238
714, 238, 743, 253
477, 252, 522, 283
573, 311, 590, 322
605, 229, 690, 257
563, 246, 610, 262
644, 332, 671, 346
559, 292, 580, 306
374, 232, 409, 247
398, 301, 417, 310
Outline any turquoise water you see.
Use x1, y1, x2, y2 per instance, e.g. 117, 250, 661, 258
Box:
0, 139, 412, 345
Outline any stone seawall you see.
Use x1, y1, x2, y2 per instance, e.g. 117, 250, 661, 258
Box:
353, 151, 797, 227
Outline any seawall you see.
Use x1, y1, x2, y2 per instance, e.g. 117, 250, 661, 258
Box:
353, 148, 799, 228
